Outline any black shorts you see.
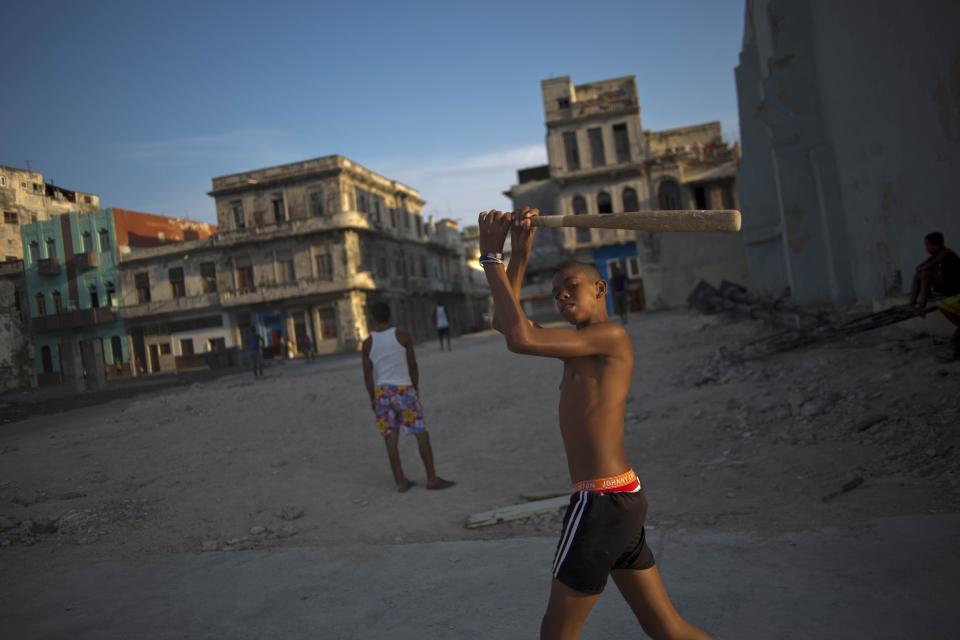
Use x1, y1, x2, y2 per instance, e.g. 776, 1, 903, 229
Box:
552, 489, 655, 594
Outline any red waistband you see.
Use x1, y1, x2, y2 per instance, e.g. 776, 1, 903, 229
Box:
572, 469, 641, 493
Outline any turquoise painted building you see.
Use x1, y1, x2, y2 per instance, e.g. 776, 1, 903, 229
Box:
21, 209, 130, 384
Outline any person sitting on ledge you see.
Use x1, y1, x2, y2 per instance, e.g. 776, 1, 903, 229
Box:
908, 231, 960, 360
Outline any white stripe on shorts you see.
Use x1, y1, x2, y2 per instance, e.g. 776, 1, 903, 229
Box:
552, 492, 585, 572
553, 491, 589, 576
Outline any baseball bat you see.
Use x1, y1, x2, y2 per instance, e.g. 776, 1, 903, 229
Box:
530, 210, 741, 233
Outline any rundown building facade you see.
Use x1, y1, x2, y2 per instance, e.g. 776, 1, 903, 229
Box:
0, 260, 30, 390
1, 165, 99, 263
21, 208, 215, 387
506, 75, 749, 312
118, 155, 469, 370
735, 0, 960, 306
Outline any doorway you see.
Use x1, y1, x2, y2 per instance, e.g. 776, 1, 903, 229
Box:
148, 343, 161, 373
110, 335, 123, 364
293, 312, 309, 353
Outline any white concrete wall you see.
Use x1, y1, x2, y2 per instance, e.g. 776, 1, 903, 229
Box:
810, 0, 960, 301
736, 0, 960, 304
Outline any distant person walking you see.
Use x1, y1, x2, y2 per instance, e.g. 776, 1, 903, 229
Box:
610, 265, 630, 324
302, 334, 315, 363
434, 303, 452, 351
362, 302, 455, 492
246, 327, 265, 379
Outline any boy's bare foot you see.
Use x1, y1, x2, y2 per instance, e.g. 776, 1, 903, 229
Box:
426, 478, 456, 490
397, 480, 416, 493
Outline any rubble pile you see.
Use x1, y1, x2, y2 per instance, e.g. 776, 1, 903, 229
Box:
0, 498, 155, 547
678, 331, 960, 491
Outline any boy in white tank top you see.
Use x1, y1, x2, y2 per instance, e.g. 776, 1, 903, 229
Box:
361, 302, 455, 492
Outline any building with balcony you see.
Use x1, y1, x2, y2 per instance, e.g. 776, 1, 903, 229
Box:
117, 155, 471, 372
1, 164, 100, 264
20, 208, 216, 387
505, 75, 750, 311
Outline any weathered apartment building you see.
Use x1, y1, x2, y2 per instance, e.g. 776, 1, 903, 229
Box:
506, 75, 749, 313
1, 164, 100, 263
118, 155, 470, 372
736, 0, 959, 307
21, 208, 215, 387
0, 164, 101, 390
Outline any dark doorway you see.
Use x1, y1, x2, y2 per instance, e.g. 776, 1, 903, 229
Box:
41, 345, 54, 373
111, 335, 123, 364
148, 344, 161, 373
294, 314, 308, 353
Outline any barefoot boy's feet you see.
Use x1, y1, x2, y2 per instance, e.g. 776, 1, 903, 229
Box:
426, 478, 456, 490
397, 480, 416, 493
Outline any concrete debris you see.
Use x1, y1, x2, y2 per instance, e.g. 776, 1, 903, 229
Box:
688, 280, 948, 361
822, 477, 865, 503
274, 506, 304, 521
672, 317, 959, 492
853, 415, 888, 432
277, 525, 298, 539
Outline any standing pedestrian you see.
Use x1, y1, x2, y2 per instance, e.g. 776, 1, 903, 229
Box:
610, 265, 630, 324
246, 326, 264, 379
302, 333, 315, 363
362, 302, 455, 492
434, 302, 452, 351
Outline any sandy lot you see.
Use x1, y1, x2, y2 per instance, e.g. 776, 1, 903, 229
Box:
0, 309, 958, 582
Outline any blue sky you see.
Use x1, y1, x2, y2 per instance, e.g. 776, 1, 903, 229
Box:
0, 0, 744, 226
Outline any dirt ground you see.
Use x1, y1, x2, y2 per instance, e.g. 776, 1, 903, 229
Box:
1, 309, 958, 580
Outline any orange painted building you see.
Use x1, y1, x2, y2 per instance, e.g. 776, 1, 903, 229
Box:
112, 208, 217, 249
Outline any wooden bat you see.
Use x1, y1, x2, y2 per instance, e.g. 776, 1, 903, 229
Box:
530, 210, 741, 233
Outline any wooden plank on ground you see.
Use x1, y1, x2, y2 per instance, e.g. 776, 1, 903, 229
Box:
465, 495, 569, 529
520, 490, 569, 502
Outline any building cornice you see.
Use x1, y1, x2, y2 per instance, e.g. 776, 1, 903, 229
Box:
208, 155, 425, 205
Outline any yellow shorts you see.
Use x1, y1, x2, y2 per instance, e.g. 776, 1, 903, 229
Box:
939, 294, 960, 316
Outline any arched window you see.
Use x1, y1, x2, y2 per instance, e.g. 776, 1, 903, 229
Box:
89, 283, 100, 309
597, 191, 613, 214
28, 240, 39, 263
41, 345, 54, 374
35, 293, 46, 316
572, 195, 590, 243
658, 180, 682, 210
572, 195, 587, 215
622, 187, 639, 212
51, 290, 62, 314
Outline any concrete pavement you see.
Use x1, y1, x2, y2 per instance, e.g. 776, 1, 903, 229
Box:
2, 514, 958, 639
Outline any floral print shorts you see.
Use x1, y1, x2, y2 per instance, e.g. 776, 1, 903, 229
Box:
374, 385, 425, 436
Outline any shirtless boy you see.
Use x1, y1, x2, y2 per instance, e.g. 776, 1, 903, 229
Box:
479, 208, 708, 640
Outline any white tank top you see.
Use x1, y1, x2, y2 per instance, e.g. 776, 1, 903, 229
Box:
370, 327, 413, 386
